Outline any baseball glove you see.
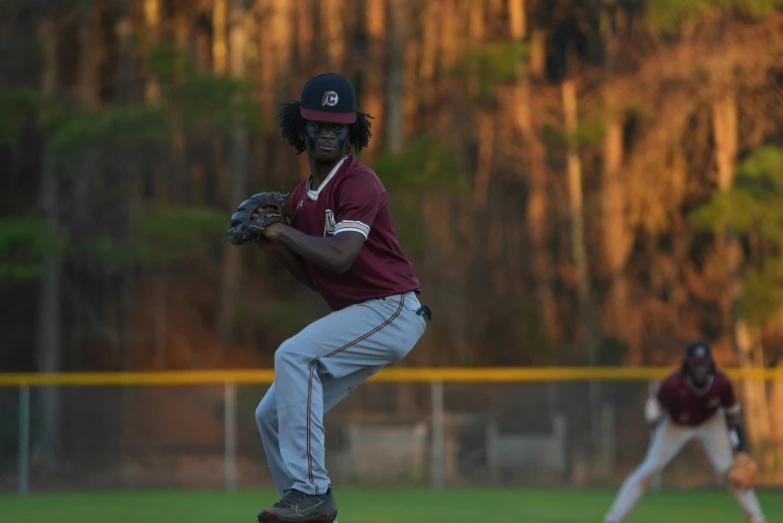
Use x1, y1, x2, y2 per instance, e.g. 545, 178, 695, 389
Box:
225, 191, 293, 246
727, 451, 758, 489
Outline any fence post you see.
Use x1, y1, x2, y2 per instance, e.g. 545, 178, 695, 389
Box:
18, 384, 30, 497
224, 382, 237, 492
430, 380, 445, 489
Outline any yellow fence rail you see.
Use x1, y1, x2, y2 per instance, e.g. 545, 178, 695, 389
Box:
3, 365, 782, 497
0, 366, 782, 386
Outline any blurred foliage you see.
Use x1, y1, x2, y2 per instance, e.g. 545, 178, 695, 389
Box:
690, 146, 783, 323
373, 136, 469, 192
76, 205, 227, 272
451, 42, 528, 103
0, 216, 65, 282
148, 43, 195, 82
0, 89, 39, 146
389, 193, 425, 253
149, 43, 263, 133
49, 105, 169, 161
164, 75, 262, 133
544, 117, 606, 151
137, 205, 228, 265
646, 0, 783, 32
374, 138, 468, 254
237, 300, 322, 338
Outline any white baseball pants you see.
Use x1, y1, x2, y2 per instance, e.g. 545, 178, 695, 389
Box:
604, 412, 765, 522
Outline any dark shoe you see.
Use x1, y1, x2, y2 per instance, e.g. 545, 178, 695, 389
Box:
257, 488, 337, 523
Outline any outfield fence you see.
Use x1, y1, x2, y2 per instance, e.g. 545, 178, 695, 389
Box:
1, 367, 782, 496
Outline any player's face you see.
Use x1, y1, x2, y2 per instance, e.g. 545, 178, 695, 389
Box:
690, 362, 711, 384
304, 121, 348, 164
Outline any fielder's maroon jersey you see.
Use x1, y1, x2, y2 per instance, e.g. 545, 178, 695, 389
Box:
656, 370, 740, 426
286, 156, 421, 310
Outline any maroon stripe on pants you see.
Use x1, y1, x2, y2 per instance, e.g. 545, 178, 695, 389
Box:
305, 296, 406, 493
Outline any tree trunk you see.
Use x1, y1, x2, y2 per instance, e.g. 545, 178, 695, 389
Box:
363, 0, 385, 157
321, 0, 344, 69
259, 0, 292, 120
601, 97, 632, 353
563, 78, 602, 466
562, 79, 598, 351
384, 0, 406, 155
529, 28, 546, 79
144, 0, 160, 101
212, 0, 227, 76
469, 0, 485, 41
713, 91, 772, 460
472, 111, 495, 207
74, 0, 98, 228
217, 0, 249, 347
507, 0, 526, 40
34, 16, 61, 465
439, 0, 456, 70
140, 0, 168, 365
509, 0, 558, 341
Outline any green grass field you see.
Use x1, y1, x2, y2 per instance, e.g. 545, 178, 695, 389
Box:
1, 488, 781, 523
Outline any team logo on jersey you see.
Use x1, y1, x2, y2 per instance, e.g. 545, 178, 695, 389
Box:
323, 209, 336, 236
322, 91, 339, 107
296, 199, 304, 211
708, 397, 720, 408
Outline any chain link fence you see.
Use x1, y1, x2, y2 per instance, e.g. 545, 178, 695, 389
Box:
1, 377, 781, 494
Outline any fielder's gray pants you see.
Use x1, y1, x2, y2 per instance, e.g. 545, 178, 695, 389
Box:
255, 291, 428, 496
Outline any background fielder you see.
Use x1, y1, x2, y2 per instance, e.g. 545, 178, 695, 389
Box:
604, 341, 766, 523
233, 73, 430, 523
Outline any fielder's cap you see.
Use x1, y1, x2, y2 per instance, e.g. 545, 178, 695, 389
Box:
685, 341, 712, 363
298, 73, 357, 124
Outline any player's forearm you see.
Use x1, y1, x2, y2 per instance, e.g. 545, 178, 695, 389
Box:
264, 243, 318, 291
727, 418, 746, 452
275, 226, 355, 274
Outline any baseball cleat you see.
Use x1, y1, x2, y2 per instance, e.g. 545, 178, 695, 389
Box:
257, 488, 337, 523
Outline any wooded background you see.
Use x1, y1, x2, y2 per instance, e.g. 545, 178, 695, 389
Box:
2, 0, 783, 479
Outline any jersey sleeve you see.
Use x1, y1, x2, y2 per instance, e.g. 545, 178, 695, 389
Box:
333, 173, 383, 239
720, 375, 741, 416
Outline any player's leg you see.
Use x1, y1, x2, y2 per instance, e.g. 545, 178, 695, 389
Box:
255, 383, 290, 497
698, 413, 766, 523
255, 366, 384, 497
604, 419, 692, 523
260, 291, 427, 521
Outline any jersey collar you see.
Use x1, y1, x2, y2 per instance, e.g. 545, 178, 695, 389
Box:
686, 375, 714, 395
307, 156, 348, 200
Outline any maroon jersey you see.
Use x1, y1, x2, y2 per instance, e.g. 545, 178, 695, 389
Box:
286, 156, 421, 310
656, 370, 740, 426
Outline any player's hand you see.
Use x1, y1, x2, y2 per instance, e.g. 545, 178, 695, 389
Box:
260, 219, 286, 241
249, 209, 282, 241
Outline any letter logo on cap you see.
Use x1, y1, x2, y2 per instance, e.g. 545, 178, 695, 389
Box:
322, 91, 339, 107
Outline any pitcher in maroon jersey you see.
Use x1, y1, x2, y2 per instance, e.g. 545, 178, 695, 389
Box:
604, 341, 766, 523
250, 73, 430, 523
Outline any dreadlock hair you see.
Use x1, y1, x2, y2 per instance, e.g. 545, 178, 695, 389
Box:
277, 101, 374, 155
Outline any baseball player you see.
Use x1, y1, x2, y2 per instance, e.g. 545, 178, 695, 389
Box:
227, 73, 430, 523
604, 341, 766, 523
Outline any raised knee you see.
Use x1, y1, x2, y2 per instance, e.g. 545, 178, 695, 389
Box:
274, 337, 312, 368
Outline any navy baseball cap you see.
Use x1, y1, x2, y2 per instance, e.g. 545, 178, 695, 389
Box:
298, 73, 357, 124
685, 341, 712, 364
